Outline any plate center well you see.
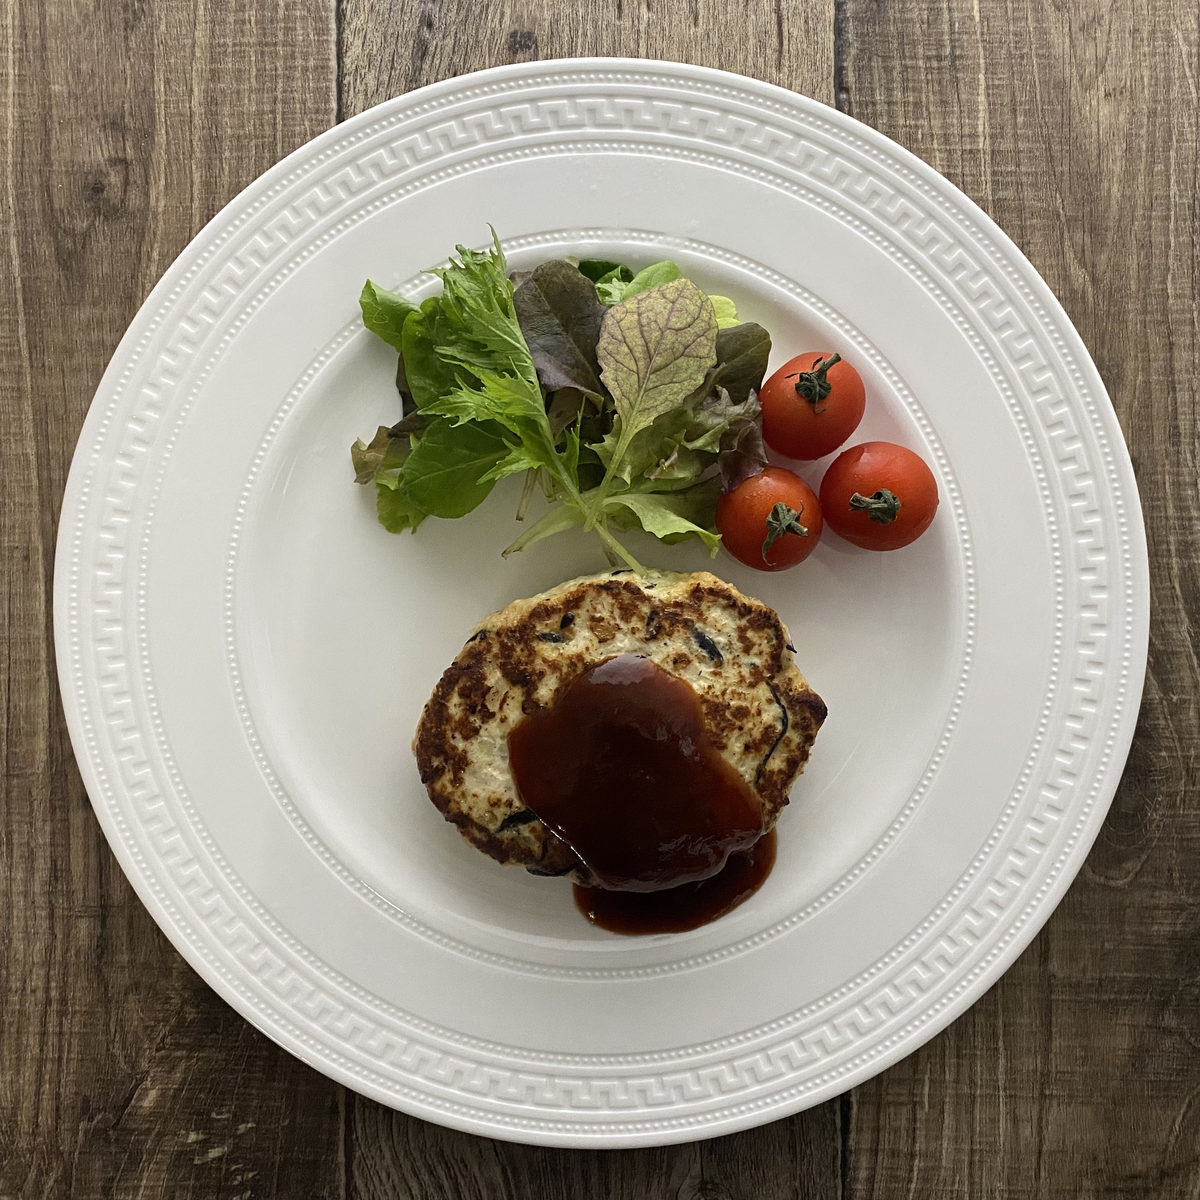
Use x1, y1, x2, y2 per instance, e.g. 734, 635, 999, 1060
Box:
232, 235, 967, 961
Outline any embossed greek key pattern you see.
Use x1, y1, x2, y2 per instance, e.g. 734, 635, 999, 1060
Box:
58, 64, 1143, 1140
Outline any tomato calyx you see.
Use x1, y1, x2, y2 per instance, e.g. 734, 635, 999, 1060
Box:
848, 488, 902, 525
762, 501, 809, 559
788, 353, 842, 413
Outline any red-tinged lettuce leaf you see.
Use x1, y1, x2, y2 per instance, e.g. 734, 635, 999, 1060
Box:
597, 278, 719, 453
395, 354, 416, 416
592, 383, 756, 488
546, 387, 592, 438
352, 426, 430, 532
389, 409, 432, 436
718, 413, 768, 492
351, 425, 402, 484
513, 260, 608, 399
711, 322, 772, 404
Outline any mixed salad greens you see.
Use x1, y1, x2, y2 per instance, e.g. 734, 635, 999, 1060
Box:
350, 232, 771, 572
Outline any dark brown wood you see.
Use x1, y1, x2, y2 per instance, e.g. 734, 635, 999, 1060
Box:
345, 1099, 841, 1200
3, 0, 1197, 1195
0, 1, 342, 1198
839, 0, 1200, 1196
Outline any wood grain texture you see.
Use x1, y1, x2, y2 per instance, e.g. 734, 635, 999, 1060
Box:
345, 1091, 841, 1200
339, 0, 835, 116
839, 0, 1200, 1197
3, 0, 1198, 1196
0, 1, 341, 1198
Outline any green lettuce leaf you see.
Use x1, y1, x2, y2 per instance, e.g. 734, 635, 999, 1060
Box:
604, 485, 722, 555
502, 501, 588, 556
576, 259, 631, 283
426, 368, 544, 435
620, 261, 682, 300
359, 281, 418, 351
432, 240, 534, 371
397, 420, 509, 519
592, 376, 751, 489
594, 266, 634, 305
401, 299, 461, 409
708, 295, 739, 328
711, 321, 772, 404
673, 387, 759, 453
478, 444, 551, 484
376, 480, 427, 532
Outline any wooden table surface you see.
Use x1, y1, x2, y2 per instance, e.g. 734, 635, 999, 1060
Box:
3, 1, 1197, 1196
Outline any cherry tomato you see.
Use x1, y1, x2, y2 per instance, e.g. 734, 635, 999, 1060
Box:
759, 352, 866, 460
819, 441, 938, 550
716, 466, 823, 571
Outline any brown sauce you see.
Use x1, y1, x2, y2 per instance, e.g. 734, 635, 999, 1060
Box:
574, 829, 776, 934
507, 653, 773, 931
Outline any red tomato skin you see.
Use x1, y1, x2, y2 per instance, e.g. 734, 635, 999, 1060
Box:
759, 352, 866, 461
819, 442, 938, 551
716, 467, 823, 571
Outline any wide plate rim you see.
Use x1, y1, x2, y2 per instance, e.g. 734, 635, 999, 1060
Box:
53, 57, 1149, 1147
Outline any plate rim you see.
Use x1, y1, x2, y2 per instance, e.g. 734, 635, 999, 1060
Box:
53, 56, 1150, 1146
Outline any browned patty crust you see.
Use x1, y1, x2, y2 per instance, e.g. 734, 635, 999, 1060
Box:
413, 569, 826, 883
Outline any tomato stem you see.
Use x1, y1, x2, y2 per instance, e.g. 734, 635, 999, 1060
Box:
762, 501, 808, 560
788, 353, 841, 412
849, 488, 901, 524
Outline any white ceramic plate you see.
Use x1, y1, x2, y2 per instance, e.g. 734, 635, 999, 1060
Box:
55, 60, 1148, 1146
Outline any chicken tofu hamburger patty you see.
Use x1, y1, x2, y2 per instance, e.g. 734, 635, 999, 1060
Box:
413, 570, 826, 885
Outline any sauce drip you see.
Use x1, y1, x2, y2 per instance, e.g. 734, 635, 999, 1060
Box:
574, 830, 776, 935
507, 654, 766, 899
